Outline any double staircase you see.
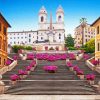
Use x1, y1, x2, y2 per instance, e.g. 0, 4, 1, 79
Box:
2, 53, 100, 95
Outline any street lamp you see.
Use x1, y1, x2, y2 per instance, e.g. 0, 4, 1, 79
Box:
80, 18, 87, 46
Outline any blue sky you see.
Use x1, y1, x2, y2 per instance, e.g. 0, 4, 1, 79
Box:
0, 0, 100, 36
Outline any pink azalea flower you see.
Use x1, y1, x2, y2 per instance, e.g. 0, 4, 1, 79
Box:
25, 66, 32, 71
66, 62, 73, 67
86, 74, 95, 80
43, 66, 58, 71
5, 59, 12, 65
10, 74, 19, 81
76, 70, 84, 75
18, 69, 28, 75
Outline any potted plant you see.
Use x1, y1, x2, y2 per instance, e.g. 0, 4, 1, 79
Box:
43, 66, 58, 73
76, 70, 84, 80
66, 62, 73, 71
10, 74, 19, 85
86, 74, 95, 85
73, 65, 79, 74
18, 70, 28, 79
25, 66, 32, 74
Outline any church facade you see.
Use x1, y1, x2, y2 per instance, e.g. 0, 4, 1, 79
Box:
8, 6, 65, 51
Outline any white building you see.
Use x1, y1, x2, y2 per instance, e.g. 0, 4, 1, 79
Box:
8, 5, 65, 50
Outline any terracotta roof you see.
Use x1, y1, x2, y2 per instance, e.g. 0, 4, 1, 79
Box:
0, 12, 11, 27
91, 17, 100, 26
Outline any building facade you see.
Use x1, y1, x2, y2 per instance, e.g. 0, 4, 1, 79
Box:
91, 17, 100, 61
0, 13, 11, 67
74, 24, 95, 47
8, 6, 65, 50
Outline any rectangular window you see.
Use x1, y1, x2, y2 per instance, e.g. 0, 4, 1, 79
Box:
0, 37, 2, 49
3, 27, 7, 35
0, 57, 1, 65
0, 23, 1, 31
97, 26, 99, 34
29, 39, 31, 42
98, 43, 100, 51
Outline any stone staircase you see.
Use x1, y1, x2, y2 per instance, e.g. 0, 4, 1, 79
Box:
2, 56, 99, 94
72, 60, 100, 84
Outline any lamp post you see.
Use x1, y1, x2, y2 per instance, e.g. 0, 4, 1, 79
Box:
80, 18, 87, 46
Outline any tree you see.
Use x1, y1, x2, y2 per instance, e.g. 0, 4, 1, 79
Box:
65, 34, 74, 47
84, 38, 95, 53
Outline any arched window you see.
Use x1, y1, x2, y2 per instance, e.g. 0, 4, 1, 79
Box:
41, 16, 44, 22
58, 15, 62, 22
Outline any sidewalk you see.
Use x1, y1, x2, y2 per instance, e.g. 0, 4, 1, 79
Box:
0, 95, 100, 100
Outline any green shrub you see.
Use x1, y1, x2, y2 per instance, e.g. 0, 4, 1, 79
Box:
25, 46, 33, 50
68, 47, 77, 50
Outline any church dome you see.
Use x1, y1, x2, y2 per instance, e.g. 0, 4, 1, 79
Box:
39, 6, 47, 14
56, 5, 64, 14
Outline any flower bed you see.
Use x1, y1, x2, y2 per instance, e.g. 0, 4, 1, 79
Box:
27, 53, 34, 60
43, 65, 58, 73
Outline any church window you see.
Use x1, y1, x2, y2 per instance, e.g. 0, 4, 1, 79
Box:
41, 16, 44, 22
41, 37, 43, 40
29, 34, 31, 37
58, 15, 62, 21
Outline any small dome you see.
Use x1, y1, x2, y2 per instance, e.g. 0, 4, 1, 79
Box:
56, 5, 64, 14
39, 6, 47, 14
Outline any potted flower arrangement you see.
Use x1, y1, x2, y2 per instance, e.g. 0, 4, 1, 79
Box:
18, 70, 28, 79
43, 65, 58, 73
69, 53, 76, 60
86, 74, 95, 85
47, 55, 56, 61
73, 65, 79, 74
13, 55, 18, 60
76, 70, 84, 80
5, 59, 12, 66
25, 66, 32, 74
10, 74, 19, 85
66, 62, 73, 71
27, 54, 34, 60
83, 54, 89, 60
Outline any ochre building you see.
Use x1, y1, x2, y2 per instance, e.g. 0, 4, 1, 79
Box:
0, 13, 11, 67
91, 17, 100, 61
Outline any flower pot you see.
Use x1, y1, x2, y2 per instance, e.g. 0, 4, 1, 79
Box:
31, 67, 35, 71
19, 75, 27, 79
27, 71, 30, 74
74, 71, 76, 75
10, 80, 17, 85
78, 75, 84, 80
69, 67, 73, 71
48, 70, 55, 73
88, 80, 95, 85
